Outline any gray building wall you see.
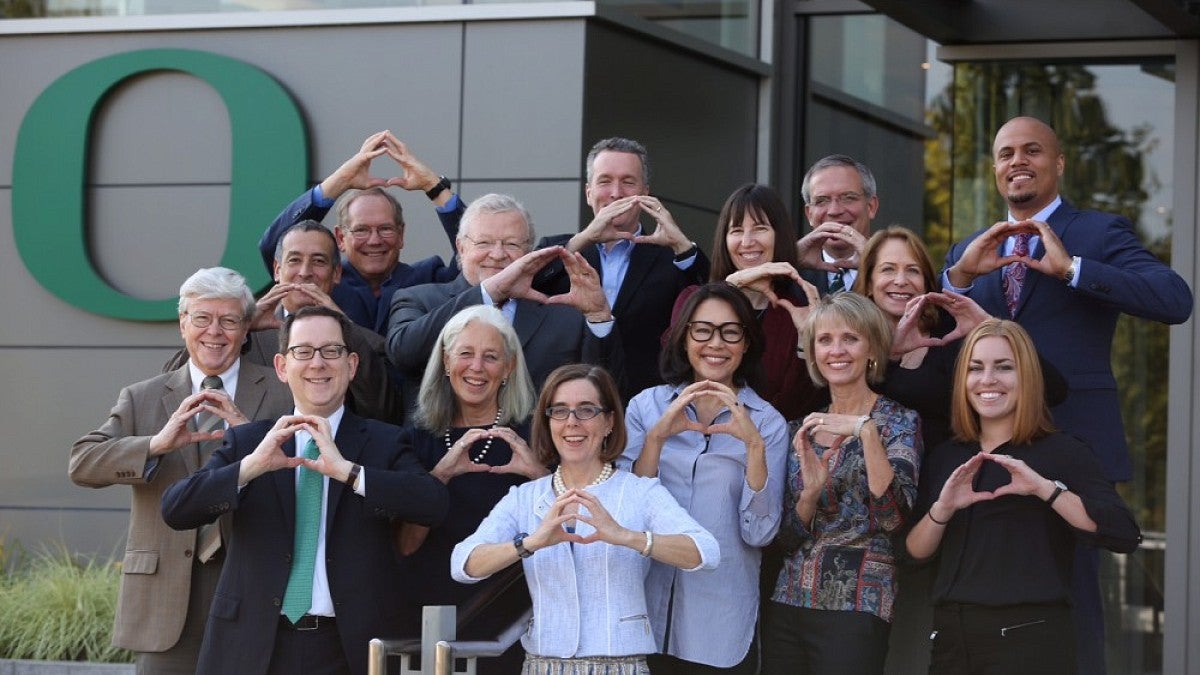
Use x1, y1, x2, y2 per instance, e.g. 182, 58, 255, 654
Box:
0, 10, 758, 558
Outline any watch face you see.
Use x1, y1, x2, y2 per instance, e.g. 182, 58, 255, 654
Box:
1054, 480, 1068, 490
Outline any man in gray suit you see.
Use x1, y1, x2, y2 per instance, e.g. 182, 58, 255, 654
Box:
386, 193, 621, 415
70, 267, 292, 674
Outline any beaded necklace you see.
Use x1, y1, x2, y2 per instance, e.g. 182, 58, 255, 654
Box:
552, 462, 614, 495
443, 407, 503, 464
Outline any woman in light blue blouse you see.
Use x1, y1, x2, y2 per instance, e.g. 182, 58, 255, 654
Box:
622, 282, 789, 674
762, 291, 922, 675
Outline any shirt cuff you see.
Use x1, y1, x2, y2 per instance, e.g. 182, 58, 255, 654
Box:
436, 193, 461, 214
585, 319, 614, 338
673, 251, 698, 270
354, 468, 367, 497
941, 270, 972, 294
1067, 256, 1082, 288
312, 184, 336, 208
480, 284, 497, 307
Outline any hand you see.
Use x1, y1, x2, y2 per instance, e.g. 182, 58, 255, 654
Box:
982, 453, 1054, 499
250, 284, 291, 331
523, 489, 589, 552
297, 415, 355, 483
544, 250, 612, 320
796, 223, 865, 272
924, 291, 990, 344
488, 427, 550, 479
285, 283, 343, 314
946, 220, 1029, 288
933, 452, 995, 515
480, 247, 559, 305
646, 380, 724, 442
567, 489, 634, 546
1018, 219, 1073, 280
318, 131, 393, 200
631, 197, 693, 255
569, 197, 639, 251
792, 417, 830, 503
430, 428, 496, 483
725, 262, 804, 306
148, 390, 241, 456
801, 411, 871, 440
239, 415, 308, 483
379, 131, 443, 193
700, 382, 763, 446
775, 275, 821, 334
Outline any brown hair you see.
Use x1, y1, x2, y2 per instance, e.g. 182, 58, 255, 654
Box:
853, 225, 940, 334
660, 283, 765, 389
950, 319, 1055, 445
531, 365, 627, 466
709, 184, 800, 298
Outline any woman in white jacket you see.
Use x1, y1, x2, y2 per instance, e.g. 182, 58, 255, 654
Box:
452, 364, 720, 674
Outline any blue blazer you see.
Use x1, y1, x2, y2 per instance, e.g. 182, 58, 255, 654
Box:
161, 412, 449, 675
943, 200, 1192, 481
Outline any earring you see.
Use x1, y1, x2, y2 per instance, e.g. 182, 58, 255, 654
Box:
501, 378, 508, 387
445, 370, 450, 377
867, 358, 876, 374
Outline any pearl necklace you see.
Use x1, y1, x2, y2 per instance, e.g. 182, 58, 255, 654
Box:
444, 408, 503, 464
552, 462, 614, 495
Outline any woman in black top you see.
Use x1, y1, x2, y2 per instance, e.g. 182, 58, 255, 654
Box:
905, 319, 1140, 675
395, 304, 547, 674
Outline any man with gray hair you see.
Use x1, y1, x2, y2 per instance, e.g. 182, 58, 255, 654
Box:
796, 154, 879, 294
70, 267, 292, 674
386, 193, 622, 418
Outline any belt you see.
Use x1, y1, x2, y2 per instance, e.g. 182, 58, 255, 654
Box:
280, 614, 336, 631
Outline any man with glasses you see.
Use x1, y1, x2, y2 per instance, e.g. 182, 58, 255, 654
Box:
70, 267, 293, 674
797, 154, 879, 294
163, 305, 448, 675
386, 193, 623, 417
257, 131, 464, 334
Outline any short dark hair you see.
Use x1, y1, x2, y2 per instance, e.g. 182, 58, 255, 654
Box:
335, 187, 405, 230
801, 154, 877, 204
709, 184, 800, 294
585, 137, 650, 185
660, 283, 765, 389
531, 364, 627, 466
274, 220, 338, 263
278, 305, 353, 354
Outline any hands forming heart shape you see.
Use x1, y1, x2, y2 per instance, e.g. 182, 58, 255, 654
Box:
935, 451, 1053, 516
321, 130, 444, 200
890, 291, 991, 358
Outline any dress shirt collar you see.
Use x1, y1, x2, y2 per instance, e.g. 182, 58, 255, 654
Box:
188, 358, 241, 400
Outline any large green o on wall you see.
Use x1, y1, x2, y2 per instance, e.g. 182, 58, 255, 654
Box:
12, 48, 308, 321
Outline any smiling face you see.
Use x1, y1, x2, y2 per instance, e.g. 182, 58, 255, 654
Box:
992, 117, 1064, 219
275, 229, 342, 313
811, 314, 871, 388
585, 150, 649, 233
966, 335, 1019, 428
335, 193, 403, 286
725, 208, 776, 270
180, 297, 249, 377
275, 315, 358, 417
443, 321, 513, 413
685, 298, 747, 387
456, 210, 531, 285
549, 377, 613, 468
803, 165, 878, 236
868, 237, 927, 322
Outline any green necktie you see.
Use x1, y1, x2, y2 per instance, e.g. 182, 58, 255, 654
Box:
282, 439, 322, 623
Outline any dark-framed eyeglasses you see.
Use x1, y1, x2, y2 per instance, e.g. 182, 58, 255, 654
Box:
286, 344, 349, 360
346, 224, 401, 241
686, 321, 746, 344
185, 312, 244, 331
545, 405, 609, 421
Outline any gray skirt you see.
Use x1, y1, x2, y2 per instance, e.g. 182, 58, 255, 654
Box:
521, 654, 650, 675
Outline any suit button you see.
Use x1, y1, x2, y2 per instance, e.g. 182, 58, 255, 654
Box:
273, 597, 282, 607
184, 549, 193, 558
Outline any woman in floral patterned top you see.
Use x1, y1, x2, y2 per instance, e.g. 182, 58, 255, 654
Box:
761, 292, 922, 675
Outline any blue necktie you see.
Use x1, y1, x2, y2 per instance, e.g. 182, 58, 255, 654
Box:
281, 439, 321, 623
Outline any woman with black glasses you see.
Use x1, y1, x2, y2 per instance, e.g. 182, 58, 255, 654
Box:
622, 282, 789, 674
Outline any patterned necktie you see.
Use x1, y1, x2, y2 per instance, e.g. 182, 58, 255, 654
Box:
1003, 233, 1031, 317
282, 439, 322, 623
196, 375, 225, 563
829, 270, 846, 294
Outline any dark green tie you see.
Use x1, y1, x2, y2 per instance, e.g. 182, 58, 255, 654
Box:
282, 439, 321, 623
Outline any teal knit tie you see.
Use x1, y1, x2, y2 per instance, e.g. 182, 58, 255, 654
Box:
282, 438, 321, 623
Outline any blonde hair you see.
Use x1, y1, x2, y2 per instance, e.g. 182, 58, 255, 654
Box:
800, 292, 892, 387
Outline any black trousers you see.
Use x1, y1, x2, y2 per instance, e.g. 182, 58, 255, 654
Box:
760, 601, 890, 675
268, 616, 351, 675
929, 602, 1075, 675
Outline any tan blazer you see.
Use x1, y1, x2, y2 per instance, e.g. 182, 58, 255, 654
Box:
69, 361, 292, 653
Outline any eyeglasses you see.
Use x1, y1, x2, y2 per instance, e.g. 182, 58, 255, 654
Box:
686, 321, 746, 344
545, 405, 609, 421
286, 344, 349, 360
185, 312, 244, 331
462, 234, 528, 254
346, 225, 401, 241
809, 192, 864, 209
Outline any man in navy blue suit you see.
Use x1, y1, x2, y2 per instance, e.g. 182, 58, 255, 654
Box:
943, 116, 1193, 674
258, 131, 462, 335
162, 305, 448, 675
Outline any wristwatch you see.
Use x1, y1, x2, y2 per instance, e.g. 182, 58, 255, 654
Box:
673, 242, 699, 262
1046, 480, 1068, 506
513, 532, 534, 558
425, 175, 451, 201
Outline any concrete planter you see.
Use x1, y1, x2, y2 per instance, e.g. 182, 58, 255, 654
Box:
0, 661, 134, 675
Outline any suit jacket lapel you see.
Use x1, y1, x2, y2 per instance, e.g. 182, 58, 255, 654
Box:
234, 361, 271, 424
612, 244, 655, 316
325, 412, 366, 527
274, 437, 298, 532
513, 300, 549, 350
162, 367, 200, 474
1014, 201, 1074, 318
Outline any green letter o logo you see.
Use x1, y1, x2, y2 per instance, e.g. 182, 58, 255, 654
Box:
12, 48, 307, 320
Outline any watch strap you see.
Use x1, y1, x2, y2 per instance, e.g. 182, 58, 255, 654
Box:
1046, 481, 1066, 506
513, 532, 534, 558
426, 175, 451, 201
